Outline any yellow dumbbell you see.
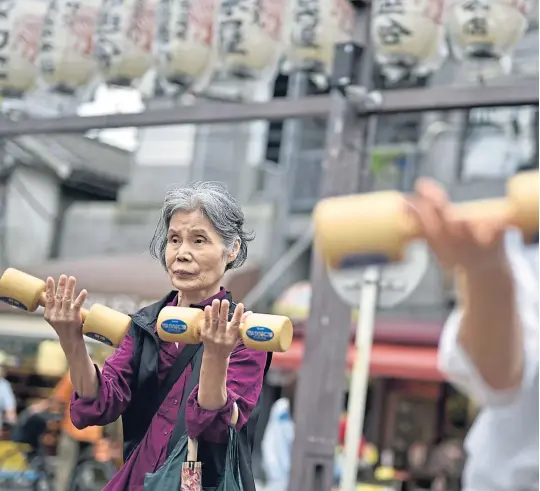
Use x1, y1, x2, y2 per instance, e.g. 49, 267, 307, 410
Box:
0, 268, 131, 347
313, 170, 539, 269
157, 306, 293, 352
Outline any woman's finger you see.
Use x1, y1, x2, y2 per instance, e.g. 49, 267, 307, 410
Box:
217, 299, 230, 335
45, 277, 55, 313
228, 303, 244, 338
241, 310, 253, 324
72, 288, 88, 312
210, 299, 220, 333
55, 275, 67, 312
203, 305, 212, 335
61, 276, 76, 316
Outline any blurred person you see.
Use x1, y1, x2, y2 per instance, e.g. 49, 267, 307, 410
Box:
408, 167, 539, 491
42, 181, 271, 491
53, 370, 103, 491
261, 374, 296, 491
0, 351, 17, 431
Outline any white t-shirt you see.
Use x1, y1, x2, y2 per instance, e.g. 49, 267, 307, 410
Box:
0, 377, 16, 429
438, 231, 539, 491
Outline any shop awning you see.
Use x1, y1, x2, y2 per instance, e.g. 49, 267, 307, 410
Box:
272, 339, 443, 382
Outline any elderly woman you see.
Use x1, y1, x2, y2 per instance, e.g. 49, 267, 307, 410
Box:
42, 182, 270, 491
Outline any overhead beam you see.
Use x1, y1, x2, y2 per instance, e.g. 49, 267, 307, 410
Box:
368, 78, 539, 114
0, 79, 536, 137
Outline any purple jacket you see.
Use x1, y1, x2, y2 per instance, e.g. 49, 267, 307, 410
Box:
69, 288, 268, 490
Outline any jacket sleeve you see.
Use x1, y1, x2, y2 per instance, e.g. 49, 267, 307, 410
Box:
70, 332, 136, 429
185, 343, 268, 443
438, 235, 539, 407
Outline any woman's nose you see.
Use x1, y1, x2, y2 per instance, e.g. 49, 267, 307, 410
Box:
176, 244, 192, 261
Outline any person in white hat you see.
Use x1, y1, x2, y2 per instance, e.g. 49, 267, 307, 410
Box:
408, 172, 539, 491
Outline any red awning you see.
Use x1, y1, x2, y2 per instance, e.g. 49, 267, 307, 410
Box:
272, 339, 443, 382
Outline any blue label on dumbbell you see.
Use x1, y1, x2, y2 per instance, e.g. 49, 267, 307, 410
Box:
339, 253, 390, 269
246, 326, 274, 343
0, 297, 28, 311
85, 332, 114, 347
161, 319, 188, 335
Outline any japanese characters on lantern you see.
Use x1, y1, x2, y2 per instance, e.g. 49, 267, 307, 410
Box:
155, 0, 217, 86
38, 0, 102, 93
371, 0, 447, 78
446, 0, 530, 62
95, 0, 157, 85
0, 0, 49, 97
214, 0, 286, 79
285, 0, 354, 76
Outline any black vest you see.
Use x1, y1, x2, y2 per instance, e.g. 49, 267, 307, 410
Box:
120, 291, 272, 490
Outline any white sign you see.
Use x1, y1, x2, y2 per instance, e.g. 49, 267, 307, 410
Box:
38, 0, 102, 92
95, 0, 157, 85
371, 0, 447, 77
155, 0, 216, 85
446, 0, 530, 62
0, 0, 48, 96
214, 0, 286, 79
285, 0, 354, 76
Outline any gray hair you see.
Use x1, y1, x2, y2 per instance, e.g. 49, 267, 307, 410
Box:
150, 181, 254, 271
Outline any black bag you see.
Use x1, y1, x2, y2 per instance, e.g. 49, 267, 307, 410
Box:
143, 427, 243, 491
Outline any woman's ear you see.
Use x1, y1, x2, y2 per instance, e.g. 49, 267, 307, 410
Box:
227, 239, 241, 264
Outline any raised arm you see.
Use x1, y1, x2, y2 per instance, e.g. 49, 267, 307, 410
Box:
43, 275, 135, 428
439, 233, 539, 405
406, 178, 538, 404
185, 299, 267, 442
69, 332, 135, 428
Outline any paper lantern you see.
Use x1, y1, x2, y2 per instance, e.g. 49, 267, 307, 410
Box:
371, 0, 447, 77
285, 0, 354, 76
446, 0, 530, 62
95, 0, 157, 86
155, 0, 217, 86
0, 0, 49, 97
214, 0, 287, 79
38, 0, 102, 93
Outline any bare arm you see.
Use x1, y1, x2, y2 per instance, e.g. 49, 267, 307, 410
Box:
5, 409, 16, 424
459, 259, 523, 391
197, 352, 228, 410
60, 337, 98, 399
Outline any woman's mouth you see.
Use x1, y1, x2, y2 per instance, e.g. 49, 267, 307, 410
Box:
174, 271, 197, 277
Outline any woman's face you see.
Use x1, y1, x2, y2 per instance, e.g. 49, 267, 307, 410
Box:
165, 209, 239, 301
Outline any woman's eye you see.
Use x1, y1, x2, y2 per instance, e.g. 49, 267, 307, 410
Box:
194, 238, 205, 244
169, 236, 179, 244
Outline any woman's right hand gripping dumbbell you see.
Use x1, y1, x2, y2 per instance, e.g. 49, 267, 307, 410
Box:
43, 275, 97, 398
43, 275, 88, 345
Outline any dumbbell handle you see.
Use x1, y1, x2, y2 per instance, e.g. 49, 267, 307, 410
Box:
402, 197, 514, 239
35, 291, 91, 321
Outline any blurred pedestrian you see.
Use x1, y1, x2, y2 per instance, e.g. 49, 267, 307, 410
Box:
261, 374, 296, 491
409, 167, 539, 491
0, 351, 17, 432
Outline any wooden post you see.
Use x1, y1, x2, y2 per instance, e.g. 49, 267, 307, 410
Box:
288, 4, 375, 491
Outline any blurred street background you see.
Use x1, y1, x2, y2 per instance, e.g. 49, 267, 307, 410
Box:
0, 0, 538, 490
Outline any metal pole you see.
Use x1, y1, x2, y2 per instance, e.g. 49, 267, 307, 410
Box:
267, 70, 309, 288
242, 225, 314, 308
340, 267, 380, 491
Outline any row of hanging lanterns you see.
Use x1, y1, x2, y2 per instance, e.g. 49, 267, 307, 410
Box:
0, 0, 532, 99
372, 0, 532, 80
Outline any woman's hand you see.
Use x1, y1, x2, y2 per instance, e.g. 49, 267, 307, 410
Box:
407, 178, 507, 273
201, 299, 252, 360
43, 275, 88, 348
